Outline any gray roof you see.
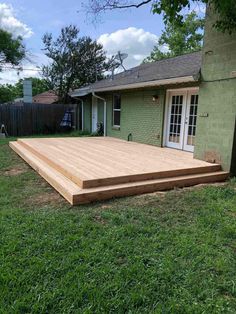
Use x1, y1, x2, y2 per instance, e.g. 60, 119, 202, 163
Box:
70, 51, 202, 96
92, 51, 201, 91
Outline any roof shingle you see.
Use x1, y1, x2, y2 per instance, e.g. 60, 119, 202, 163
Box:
90, 51, 202, 91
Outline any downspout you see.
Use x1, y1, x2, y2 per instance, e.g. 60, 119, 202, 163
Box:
92, 92, 107, 136
75, 97, 84, 131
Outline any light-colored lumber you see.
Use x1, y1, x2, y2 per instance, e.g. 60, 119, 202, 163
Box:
73, 171, 228, 204
17, 137, 221, 189
10, 138, 229, 206
9, 142, 81, 205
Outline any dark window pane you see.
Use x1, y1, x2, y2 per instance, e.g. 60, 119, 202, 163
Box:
190, 105, 194, 115
178, 115, 181, 124
189, 115, 193, 126
191, 95, 195, 105
179, 105, 182, 114
180, 95, 183, 104
114, 110, 120, 126
172, 96, 175, 104
177, 125, 181, 134
173, 124, 177, 134
174, 114, 178, 124
188, 125, 192, 135
113, 94, 121, 109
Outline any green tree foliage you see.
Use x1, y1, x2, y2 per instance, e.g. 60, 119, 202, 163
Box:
42, 25, 109, 103
144, 12, 204, 62
87, 0, 236, 33
0, 78, 50, 103
0, 84, 17, 103
0, 29, 25, 70
14, 77, 50, 98
152, 0, 236, 34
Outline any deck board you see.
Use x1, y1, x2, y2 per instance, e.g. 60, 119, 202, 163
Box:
10, 137, 228, 205
17, 137, 221, 188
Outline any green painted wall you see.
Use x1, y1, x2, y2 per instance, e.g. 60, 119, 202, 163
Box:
83, 96, 92, 133
194, 7, 236, 172
81, 96, 104, 133
104, 89, 165, 146
97, 99, 104, 125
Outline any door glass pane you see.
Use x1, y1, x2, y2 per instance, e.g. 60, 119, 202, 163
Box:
169, 95, 183, 144
187, 94, 198, 146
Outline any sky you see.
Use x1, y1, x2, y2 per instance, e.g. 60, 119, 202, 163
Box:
0, 0, 166, 84
0, 1, 205, 84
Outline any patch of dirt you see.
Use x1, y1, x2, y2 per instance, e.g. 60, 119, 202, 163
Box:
135, 191, 167, 199
28, 191, 63, 207
93, 214, 107, 225
183, 182, 227, 191
100, 204, 112, 209
3, 167, 26, 176
129, 192, 167, 207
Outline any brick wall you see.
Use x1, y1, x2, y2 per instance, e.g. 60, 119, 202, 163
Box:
105, 89, 165, 146
194, 7, 236, 171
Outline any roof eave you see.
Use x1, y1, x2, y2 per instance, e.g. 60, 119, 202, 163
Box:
93, 76, 197, 93
70, 75, 198, 97
69, 86, 91, 97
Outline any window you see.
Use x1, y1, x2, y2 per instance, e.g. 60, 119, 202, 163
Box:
113, 94, 121, 127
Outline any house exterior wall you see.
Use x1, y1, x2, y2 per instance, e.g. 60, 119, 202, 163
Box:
104, 89, 165, 146
83, 96, 92, 133
194, 7, 236, 172
81, 96, 104, 133
97, 99, 104, 126
81, 83, 199, 144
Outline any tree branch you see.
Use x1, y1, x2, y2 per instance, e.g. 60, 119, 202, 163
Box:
85, 0, 153, 14
106, 0, 152, 9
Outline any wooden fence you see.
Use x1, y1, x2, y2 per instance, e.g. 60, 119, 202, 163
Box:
0, 102, 77, 136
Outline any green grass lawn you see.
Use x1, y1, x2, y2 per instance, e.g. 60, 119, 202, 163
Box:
0, 137, 236, 313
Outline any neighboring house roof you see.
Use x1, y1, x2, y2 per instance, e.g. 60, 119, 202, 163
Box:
33, 90, 58, 104
71, 51, 202, 96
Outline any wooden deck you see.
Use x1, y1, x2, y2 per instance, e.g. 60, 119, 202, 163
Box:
10, 137, 229, 205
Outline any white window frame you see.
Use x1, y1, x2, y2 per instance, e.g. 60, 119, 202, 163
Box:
113, 94, 121, 127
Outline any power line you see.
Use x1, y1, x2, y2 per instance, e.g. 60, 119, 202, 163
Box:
0, 65, 42, 71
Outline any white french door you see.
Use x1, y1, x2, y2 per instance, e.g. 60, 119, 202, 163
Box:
183, 93, 198, 152
166, 90, 199, 152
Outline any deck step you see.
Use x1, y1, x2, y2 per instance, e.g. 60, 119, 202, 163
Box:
74, 171, 229, 204
16, 139, 222, 189
10, 141, 81, 204
10, 141, 229, 205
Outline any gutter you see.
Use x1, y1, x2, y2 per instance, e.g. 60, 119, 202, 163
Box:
70, 76, 196, 97
92, 76, 196, 93
92, 92, 107, 137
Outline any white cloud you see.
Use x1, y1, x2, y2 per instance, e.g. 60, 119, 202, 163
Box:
190, 3, 206, 15
98, 27, 158, 69
0, 3, 33, 38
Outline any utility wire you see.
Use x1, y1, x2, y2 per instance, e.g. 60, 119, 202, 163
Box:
0, 66, 42, 71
